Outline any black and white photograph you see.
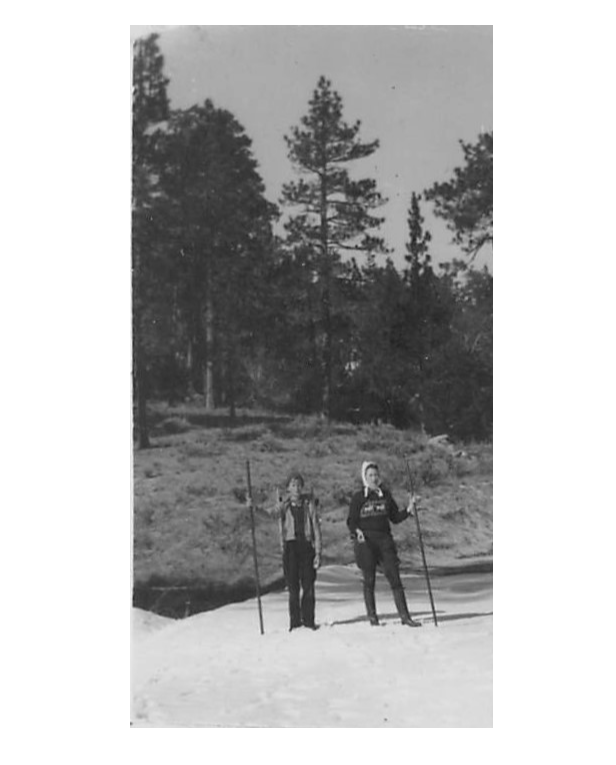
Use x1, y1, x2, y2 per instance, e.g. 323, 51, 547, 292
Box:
130, 24, 493, 728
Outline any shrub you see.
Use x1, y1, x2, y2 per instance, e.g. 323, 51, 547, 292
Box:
306, 441, 333, 458
161, 417, 191, 434
270, 415, 327, 440
222, 424, 268, 442
257, 434, 287, 453
417, 454, 443, 486
331, 486, 355, 506
181, 440, 225, 458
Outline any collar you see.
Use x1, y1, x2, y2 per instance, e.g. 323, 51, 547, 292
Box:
364, 486, 384, 498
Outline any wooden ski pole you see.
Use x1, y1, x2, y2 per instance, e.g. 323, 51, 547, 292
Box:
246, 460, 265, 635
405, 459, 438, 626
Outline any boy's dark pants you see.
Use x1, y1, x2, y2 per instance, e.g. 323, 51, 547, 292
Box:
354, 531, 411, 621
283, 540, 316, 628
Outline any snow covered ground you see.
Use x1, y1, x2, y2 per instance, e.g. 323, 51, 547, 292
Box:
131, 564, 492, 727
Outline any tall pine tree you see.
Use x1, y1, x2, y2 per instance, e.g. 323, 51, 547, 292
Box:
159, 100, 277, 414
132, 33, 170, 448
281, 76, 387, 418
404, 192, 432, 279
425, 131, 493, 258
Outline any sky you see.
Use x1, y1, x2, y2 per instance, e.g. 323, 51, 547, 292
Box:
131, 25, 492, 270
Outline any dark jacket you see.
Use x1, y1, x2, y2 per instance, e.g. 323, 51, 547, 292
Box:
347, 487, 410, 537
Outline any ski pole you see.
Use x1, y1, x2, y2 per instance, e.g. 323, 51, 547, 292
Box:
405, 459, 438, 626
246, 460, 265, 635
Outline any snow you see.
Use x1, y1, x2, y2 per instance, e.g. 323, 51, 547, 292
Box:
131, 565, 492, 727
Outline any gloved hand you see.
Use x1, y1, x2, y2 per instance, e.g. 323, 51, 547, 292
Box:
355, 529, 366, 543
274, 487, 284, 512
407, 493, 422, 517
313, 553, 321, 569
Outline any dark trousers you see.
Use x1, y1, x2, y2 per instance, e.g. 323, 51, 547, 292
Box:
354, 532, 410, 620
283, 540, 316, 628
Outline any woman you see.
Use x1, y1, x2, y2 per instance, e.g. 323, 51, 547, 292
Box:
347, 461, 421, 627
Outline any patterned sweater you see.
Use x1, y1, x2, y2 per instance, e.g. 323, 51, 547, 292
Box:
347, 487, 410, 537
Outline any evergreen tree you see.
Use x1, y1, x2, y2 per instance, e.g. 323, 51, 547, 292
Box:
424, 131, 493, 258
281, 76, 387, 418
344, 258, 414, 425
411, 257, 492, 440
159, 100, 277, 414
401, 193, 453, 430
404, 191, 432, 277
132, 33, 170, 448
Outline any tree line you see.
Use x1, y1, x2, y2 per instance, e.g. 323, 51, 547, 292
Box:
132, 34, 493, 447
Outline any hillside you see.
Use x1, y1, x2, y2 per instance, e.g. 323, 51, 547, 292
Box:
132, 405, 492, 616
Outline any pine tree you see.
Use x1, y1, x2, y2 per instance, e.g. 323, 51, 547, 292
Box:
424, 131, 493, 258
159, 100, 277, 414
404, 192, 432, 279
400, 193, 458, 432
346, 258, 412, 425
281, 76, 387, 418
132, 33, 170, 448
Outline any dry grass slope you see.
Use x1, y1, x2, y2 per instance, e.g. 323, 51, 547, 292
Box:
133, 405, 492, 613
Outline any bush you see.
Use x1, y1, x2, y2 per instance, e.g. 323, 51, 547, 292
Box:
257, 434, 287, 453
222, 424, 268, 442
161, 417, 191, 434
269, 415, 326, 440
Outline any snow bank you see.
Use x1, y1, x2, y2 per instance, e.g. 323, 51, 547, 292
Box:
132, 608, 175, 639
131, 565, 492, 727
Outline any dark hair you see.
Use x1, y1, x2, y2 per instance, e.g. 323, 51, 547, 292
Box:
286, 471, 305, 488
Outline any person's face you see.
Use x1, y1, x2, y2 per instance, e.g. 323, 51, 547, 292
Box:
365, 467, 380, 489
288, 478, 302, 497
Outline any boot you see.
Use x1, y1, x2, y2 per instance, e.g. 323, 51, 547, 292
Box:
363, 586, 379, 626
393, 587, 422, 628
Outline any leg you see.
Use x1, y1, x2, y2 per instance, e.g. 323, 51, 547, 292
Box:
284, 542, 302, 630
299, 543, 317, 628
355, 538, 379, 625
380, 536, 421, 627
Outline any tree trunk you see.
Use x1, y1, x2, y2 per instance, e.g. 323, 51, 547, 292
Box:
186, 337, 196, 397
322, 294, 332, 420
203, 284, 215, 411
132, 234, 150, 449
187, 288, 203, 395
227, 345, 237, 422
319, 165, 332, 421
135, 342, 151, 449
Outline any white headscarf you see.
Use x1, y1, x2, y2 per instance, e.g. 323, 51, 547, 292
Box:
362, 460, 383, 497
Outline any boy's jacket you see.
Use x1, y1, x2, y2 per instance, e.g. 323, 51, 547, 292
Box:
273, 494, 322, 553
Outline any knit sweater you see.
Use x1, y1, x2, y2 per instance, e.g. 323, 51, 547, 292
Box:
347, 487, 410, 536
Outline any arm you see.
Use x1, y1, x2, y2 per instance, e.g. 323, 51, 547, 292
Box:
310, 499, 322, 555
389, 491, 421, 524
246, 501, 279, 519
387, 491, 412, 524
277, 514, 285, 553
246, 493, 286, 553
347, 493, 365, 541
309, 499, 322, 568
246, 491, 284, 519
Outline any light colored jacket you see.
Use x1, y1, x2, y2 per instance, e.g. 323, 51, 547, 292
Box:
271, 494, 322, 554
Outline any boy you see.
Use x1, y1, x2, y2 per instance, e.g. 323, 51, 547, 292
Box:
249, 472, 322, 631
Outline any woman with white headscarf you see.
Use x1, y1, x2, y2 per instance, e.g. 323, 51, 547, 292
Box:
347, 461, 421, 627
